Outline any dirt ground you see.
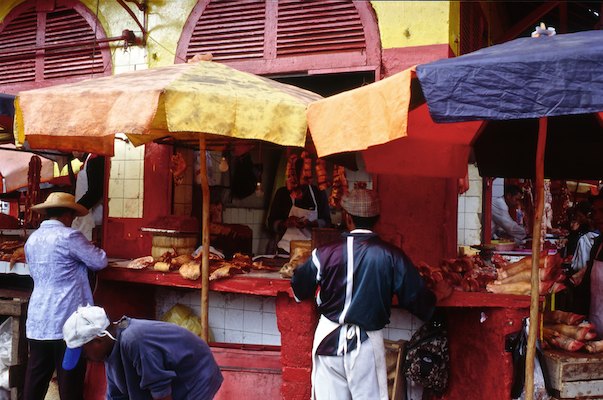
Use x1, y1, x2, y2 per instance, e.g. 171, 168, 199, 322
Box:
44, 380, 59, 400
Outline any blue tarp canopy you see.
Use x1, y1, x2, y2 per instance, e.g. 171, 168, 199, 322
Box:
416, 30, 603, 122
0, 93, 15, 117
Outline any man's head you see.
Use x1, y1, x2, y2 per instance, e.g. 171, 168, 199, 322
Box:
589, 194, 603, 231
504, 185, 523, 209
341, 187, 380, 230
31, 192, 88, 226
62, 306, 115, 370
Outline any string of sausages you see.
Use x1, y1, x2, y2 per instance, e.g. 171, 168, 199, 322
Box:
24, 155, 42, 228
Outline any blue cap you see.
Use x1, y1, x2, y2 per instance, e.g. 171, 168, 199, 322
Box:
62, 346, 82, 371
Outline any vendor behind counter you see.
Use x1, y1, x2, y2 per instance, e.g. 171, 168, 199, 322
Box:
267, 155, 330, 254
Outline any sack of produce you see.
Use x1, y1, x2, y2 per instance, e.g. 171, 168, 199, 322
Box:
161, 303, 213, 342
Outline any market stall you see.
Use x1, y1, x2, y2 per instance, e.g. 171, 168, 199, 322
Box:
14, 58, 325, 399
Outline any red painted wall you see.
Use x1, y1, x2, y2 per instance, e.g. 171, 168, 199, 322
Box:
103, 143, 172, 259
375, 175, 458, 266
381, 43, 450, 76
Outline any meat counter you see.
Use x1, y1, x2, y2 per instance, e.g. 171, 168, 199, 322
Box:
90, 263, 534, 400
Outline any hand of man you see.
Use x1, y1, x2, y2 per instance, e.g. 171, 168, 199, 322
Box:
431, 280, 454, 303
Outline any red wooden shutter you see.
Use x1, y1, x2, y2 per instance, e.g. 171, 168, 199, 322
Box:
276, 0, 366, 56
0, 1, 111, 90
186, 1, 266, 62
178, 0, 378, 74
43, 6, 106, 79
0, 6, 37, 85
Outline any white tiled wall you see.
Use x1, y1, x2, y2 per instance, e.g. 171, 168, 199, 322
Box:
108, 139, 145, 218
457, 164, 483, 247
384, 309, 422, 341
155, 288, 280, 346
107, 42, 147, 219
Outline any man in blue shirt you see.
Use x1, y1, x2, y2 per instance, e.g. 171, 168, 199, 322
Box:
24, 192, 108, 400
62, 305, 223, 400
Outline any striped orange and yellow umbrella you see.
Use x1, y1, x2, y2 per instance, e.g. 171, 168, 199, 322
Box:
14, 60, 322, 340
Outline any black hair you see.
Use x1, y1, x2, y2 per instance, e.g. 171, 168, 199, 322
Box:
504, 185, 523, 197
46, 207, 76, 218
589, 193, 603, 205
349, 214, 380, 230
575, 200, 592, 216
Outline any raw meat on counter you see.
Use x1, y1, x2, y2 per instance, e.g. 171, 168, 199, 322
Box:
542, 310, 602, 353
486, 253, 566, 296
416, 255, 499, 293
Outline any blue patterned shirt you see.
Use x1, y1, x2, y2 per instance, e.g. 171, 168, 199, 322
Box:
25, 219, 107, 340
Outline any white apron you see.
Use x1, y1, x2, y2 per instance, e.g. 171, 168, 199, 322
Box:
72, 155, 103, 241
590, 244, 603, 338
311, 315, 388, 400
277, 186, 318, 253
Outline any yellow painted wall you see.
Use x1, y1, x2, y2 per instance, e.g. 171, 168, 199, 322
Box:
77, 0, 197, 68
0, 0, 25, 21
2, 1, 460, 65
371, 1, 453, 49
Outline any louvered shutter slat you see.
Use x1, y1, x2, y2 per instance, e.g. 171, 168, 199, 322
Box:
186, 1, 265, 62
276, 1, 366, 56
43, 6, 105, 80
0, 6, 38, 84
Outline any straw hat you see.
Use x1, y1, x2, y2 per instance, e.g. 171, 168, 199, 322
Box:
31, 192, 88, 217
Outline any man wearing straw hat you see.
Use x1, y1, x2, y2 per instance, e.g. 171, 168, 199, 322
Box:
23, 192, 107, 400
291, 186, 448, 400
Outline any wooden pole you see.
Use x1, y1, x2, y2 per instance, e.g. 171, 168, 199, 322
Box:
524, 117, 547, 400
199, 136, 210, 341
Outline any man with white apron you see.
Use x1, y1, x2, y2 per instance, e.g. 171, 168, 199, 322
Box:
71, 153, 104, 241
291, 188, 439, 399
277, 185, 319, 253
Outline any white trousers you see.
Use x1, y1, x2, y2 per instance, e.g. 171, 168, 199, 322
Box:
314, 337, 386, 400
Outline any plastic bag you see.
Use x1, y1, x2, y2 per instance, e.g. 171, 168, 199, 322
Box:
161, 304, 214, 342
0, 317, 12, 391
507, 318, 552, 400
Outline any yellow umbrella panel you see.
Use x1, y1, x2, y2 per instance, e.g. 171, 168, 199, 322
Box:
15, 60, 322, 155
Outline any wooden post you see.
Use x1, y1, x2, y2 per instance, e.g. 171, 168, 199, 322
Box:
525, 117, 547, 400
199, 136, 210, 341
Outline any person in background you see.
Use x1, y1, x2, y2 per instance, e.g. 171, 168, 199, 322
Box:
290, 187, 450, 399
23, 192, 107, 400
571, 194, 603, 338
62, 305, 223, 400
492, 184, 527, 243
267, 156, 330, 254
565, 201, 598, 271
71, 152, 105, 242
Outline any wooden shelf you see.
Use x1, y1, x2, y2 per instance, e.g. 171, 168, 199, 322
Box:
438, 291, 531, 309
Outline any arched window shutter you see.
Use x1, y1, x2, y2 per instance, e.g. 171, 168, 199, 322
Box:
0, 1, 112, 92
178, 0, 380, 75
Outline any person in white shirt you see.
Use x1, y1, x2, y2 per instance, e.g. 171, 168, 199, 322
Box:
492, 185, 527, 243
